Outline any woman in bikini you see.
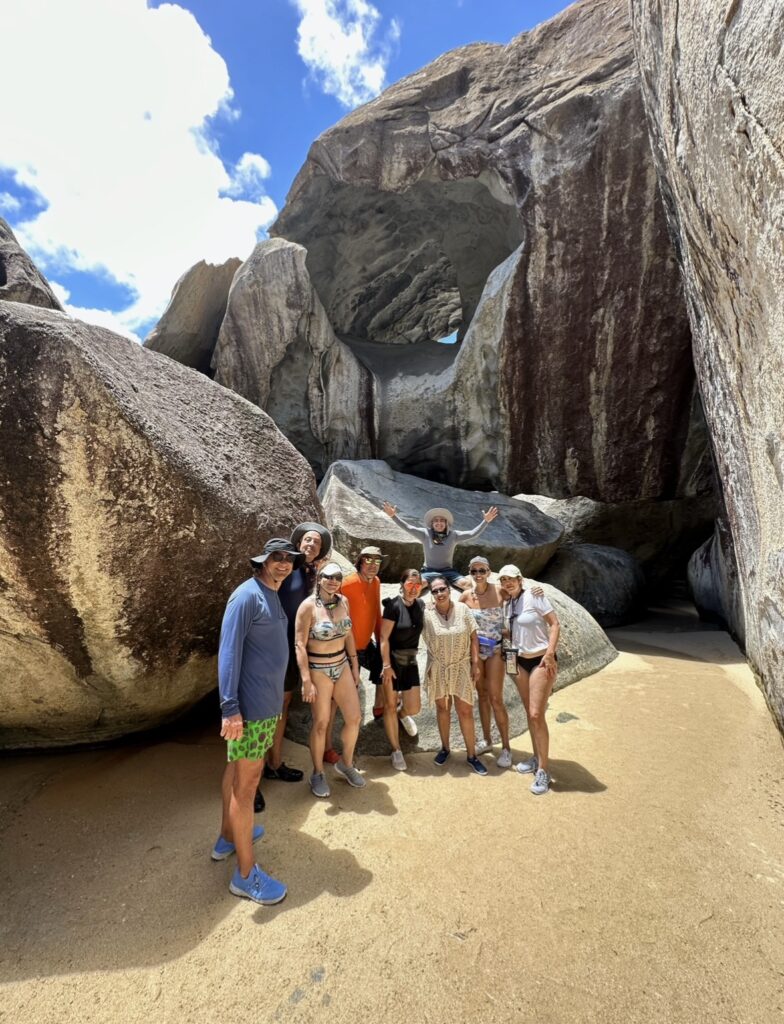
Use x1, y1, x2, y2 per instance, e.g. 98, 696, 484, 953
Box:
295, 562, 366, 798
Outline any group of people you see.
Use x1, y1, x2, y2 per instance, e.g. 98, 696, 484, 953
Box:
215, 505, 560, 906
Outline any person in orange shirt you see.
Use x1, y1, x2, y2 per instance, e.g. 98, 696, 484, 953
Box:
322, 546, 385, 763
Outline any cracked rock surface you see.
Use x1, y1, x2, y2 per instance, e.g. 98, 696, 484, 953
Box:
631, 0, 784, 729
0, 218, 62, 310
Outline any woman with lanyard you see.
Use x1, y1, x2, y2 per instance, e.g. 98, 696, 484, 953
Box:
499, 565, 560, 795
379, 569, 426, 771
381, 502, 499, 589
422, 576, 488, 775
295, 562, 366, 799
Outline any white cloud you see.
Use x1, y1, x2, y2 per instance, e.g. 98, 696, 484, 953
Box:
292, 0, 400, 107
0, 193, 22, 215
1, 0, 276, 340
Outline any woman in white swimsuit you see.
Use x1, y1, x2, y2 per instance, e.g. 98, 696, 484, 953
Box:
295, 562, 365, 798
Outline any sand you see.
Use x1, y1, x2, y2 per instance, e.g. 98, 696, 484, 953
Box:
1, 605, 782, 1024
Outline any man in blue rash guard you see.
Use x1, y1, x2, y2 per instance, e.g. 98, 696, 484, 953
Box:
213, 537, 303, 906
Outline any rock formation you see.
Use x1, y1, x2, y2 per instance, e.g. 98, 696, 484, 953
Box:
273, 0, 703, 505
286, 577, 618, 754
0, 300, 321, 749
540, 544, 646, 628
687, 521, 744, 638
0, 218, 63, 310
212, 239, 373, 477
631, 0, 784, 729
514, 491, 715, 584
317, 460, 563, 580
144, 258, 241, 375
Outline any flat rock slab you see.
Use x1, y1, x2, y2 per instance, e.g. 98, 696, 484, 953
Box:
286, 578, 617, 754
319, 459, 563, 580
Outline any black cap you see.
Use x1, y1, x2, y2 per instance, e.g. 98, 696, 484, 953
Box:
249, 537, 305, 570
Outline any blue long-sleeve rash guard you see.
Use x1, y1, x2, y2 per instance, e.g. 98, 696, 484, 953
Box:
218, 576, 288, 721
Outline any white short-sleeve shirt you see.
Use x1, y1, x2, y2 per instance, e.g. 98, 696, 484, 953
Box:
506, 590, 554, 655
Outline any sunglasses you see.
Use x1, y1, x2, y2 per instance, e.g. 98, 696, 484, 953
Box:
320, 573, 343, 582
469, 568, 488, 575
404, 580, 423, 587
362, 557, 382, 565
269, 551, 295, 563
430, 586, 449, 595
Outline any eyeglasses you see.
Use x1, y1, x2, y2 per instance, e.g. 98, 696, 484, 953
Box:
269, 552, 295, 563
430, 586, 449, 595
362, 557, 382, 565
320, 573, 343, 582
469, 568, 488, 575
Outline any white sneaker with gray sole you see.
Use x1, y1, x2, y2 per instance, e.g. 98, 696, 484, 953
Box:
497, 748, 512, 769
530, 768, 551, 795
391, 750, 407, 771
310, 771, 331, 798
399, 715, 418, 737
515, 755, 538, 775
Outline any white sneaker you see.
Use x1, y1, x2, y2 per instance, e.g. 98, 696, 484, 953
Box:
391, 749, 407, 771
475, 738, 492, 755
515, 754, 538, 775
399, 715, 418, 737
497, 748, 512, 769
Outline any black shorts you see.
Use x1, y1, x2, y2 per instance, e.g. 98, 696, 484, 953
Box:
283, 652, 300, 693
517, 652, 558, 674
390, 652, 421, 692
357, 641, 383, 685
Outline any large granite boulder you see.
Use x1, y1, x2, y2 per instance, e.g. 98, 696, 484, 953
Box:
0, 218, 62, 310
688, 522, 745, 642
318, 459, 563, 580
631, 0, 784, 730
212, 239, 373, 478
285, 577, 618, 754
0, 300, 321, 749
540, 544, 646, 628
514, 490, 715, 583
273, 0, 703, 504
143, 258, 241, 375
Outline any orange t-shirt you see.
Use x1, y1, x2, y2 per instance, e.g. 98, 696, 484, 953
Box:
341, 571, 382, 649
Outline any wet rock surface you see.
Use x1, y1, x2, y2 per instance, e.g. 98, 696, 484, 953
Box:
0, 300, 321, 748
631, 0, 784, 729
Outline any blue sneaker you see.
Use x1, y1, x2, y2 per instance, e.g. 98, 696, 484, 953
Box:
466, 755, 488, 776
229, 864, 287, 905
211, 824, 265, 861
433, 748, 450, 766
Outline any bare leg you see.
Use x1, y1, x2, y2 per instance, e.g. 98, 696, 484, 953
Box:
435, 696, 452, 751
474, 662, 492, 746
514, 667, 534, 760
220, 761, 235, 842
454, 697, 477, 758
374, 683, 384, 712
227, 758, 264, 877
268, 690, 293, 770
400, 688, 421, 717
310, 674, 335, 773
382, 676, 401, 752
333, 666, 362, 766
325, 701, 339, 754
486, 654, 510, 749
526, 665, 555, 772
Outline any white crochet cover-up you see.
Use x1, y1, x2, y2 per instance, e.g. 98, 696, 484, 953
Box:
422, 601, 477, 705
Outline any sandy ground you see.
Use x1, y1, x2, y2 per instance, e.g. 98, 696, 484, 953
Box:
1, 605, 783, 1024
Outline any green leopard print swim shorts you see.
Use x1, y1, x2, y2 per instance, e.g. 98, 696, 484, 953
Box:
226, 716, 279, 762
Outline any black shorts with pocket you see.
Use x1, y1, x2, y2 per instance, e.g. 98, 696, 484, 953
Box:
390, 649, 420, 692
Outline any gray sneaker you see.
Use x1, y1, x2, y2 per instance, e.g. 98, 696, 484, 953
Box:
530, 768, 551, 795
335, 760, 367, 788
515, 754, 538, 775
310, 771, 331, 798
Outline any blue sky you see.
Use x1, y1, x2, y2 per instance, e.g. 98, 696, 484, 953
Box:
1, 0, 569, 340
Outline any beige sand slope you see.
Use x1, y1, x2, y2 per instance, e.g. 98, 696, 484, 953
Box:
1, 606, 782, 1024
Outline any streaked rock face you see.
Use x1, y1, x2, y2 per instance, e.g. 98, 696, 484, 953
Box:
212, 239, 374, 478
0, 218, 62, 310
317, 459, 564, 580
273, 0, 701, 503
144, 258, 241, 375
0, 301, 321, 749
631, 0, 784, 729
